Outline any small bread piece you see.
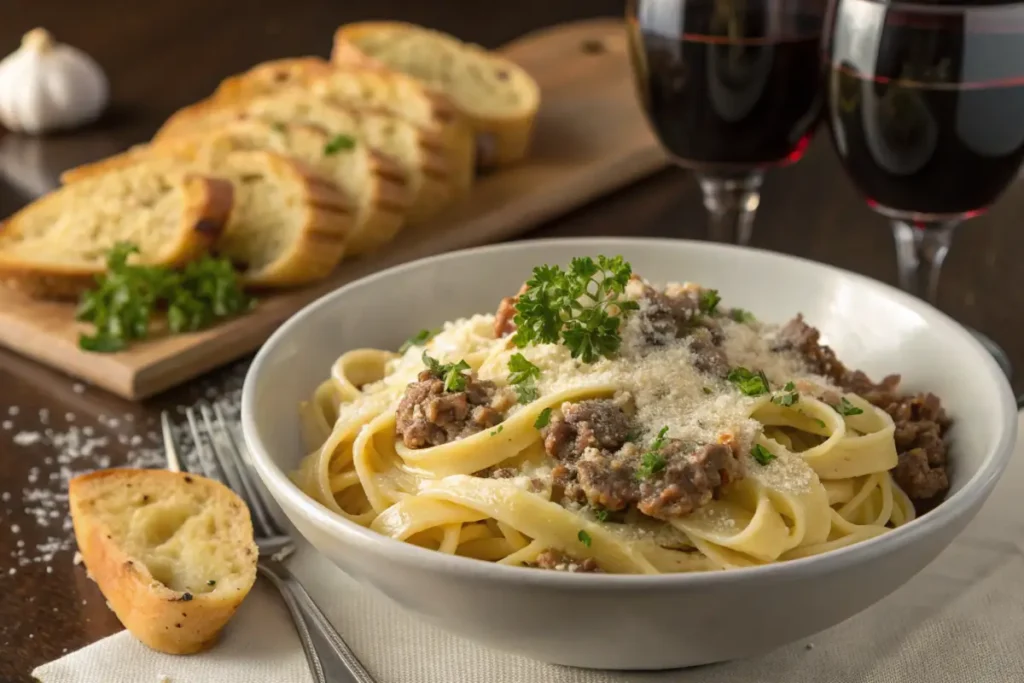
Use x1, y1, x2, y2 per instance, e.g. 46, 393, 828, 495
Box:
210, 58, 476, 196
63, 120, 409, 256
332, 21, 540, 167
68, 469, 259, 655
0, 168, 231, 299
153, 89, 452, 224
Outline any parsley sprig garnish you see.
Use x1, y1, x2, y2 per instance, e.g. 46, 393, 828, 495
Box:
751, 444, 776, 465
833, 397, 864, 416
76, 243, 254, 352
507, 353, 541, 403
771, 381, 799, 407
635, 426, 670, 480
422, 352, 471, 392
727, 367, 771, 396
399, 328, 439, 354
512, 256, 639, 363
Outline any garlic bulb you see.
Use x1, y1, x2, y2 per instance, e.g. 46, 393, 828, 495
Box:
0, 28, 109, 135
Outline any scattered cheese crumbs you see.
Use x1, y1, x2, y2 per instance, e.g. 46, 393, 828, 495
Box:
13, 432, 42, 446
8, 406, 19, 416
1, 420, 11, 430
72, 383, 86, 394
158, 675, 172, 683
72, 551, 83, 566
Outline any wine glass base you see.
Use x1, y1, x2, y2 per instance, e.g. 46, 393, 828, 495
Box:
968, 327, 1013, 380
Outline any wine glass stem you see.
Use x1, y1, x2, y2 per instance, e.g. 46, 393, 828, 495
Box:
697, 171, 764, 246
891, 219, 959, 305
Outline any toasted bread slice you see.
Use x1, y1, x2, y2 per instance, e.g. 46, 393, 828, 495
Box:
332, 21, 540, 167
153, 89, 452, 224
63, 120, 409, 256
209, 58, 475, 196
69, 469, 259, 655
0, 169, 231, 299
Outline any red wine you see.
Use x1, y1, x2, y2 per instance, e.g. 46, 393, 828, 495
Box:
627, 0, 824, 170
826, 0, 1024, 218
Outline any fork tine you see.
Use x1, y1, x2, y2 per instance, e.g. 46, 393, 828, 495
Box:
199, 404, 249, 500
161, 411, 183, 473
208, 403, 283, 538
185, 407, 224, 483
214, 404, 282, 525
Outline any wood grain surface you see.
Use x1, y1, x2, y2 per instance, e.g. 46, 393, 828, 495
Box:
0, 18, 667, 400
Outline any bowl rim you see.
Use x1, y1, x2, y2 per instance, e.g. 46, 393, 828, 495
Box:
242, 236, 1018, 588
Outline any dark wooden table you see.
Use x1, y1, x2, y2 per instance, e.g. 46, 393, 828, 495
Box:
2, 0, 1023, 680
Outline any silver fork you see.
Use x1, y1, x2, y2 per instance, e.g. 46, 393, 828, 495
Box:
162, 406, 378, 683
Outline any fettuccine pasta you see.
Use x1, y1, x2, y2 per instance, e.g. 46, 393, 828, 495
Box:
293, 259, 949, 574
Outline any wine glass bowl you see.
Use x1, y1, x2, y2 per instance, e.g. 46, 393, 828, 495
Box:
626, 0, 826, 244
824, 0, 1024, 377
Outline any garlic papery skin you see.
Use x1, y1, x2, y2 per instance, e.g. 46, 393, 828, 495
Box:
0, 28, 110, 135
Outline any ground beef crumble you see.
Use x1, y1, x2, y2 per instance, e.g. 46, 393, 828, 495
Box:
395, 370, 513, 449
631, 280, 727, 376
541, 399, 744, 520
525, 549, 602, 573
775, 315, 952, 505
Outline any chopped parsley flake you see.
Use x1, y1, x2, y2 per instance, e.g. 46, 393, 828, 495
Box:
727, 367, 771, 396
507, 353, 541, 403
699, 289, 721, 315
729, 308, 756, 323
399, 328, 439, 354
636, 426, 669, 479
594, 508, 610, 522
577, 530, 592, 547
422, 352, 471, 392
771, 381, 800, 407
833, 397, 864, 416
324, 133, 356, 155
751, 444, 776, 465
534, 408, 552, 429
490, 425, 504, 436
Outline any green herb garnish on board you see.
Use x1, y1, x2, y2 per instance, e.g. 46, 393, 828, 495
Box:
751, 444, 776, 465
833, 397, 864, 417
323, 133, 356, 155
507, 353, 541, 403
76, 242, 253, 353
512, 255, 638, 363
422, 352, 471, 392
399, 328, 439, 354
727, 367, 771, 396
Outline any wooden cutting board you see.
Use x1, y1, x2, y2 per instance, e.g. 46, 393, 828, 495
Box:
0, 18, 669, 400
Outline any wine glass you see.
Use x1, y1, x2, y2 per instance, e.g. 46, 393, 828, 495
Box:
626, 0, 826, 245
824, 0, 1024, 377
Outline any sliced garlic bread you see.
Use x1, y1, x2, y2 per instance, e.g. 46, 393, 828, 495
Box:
332, 21, 540, 167
153, 89, 452, 224
0, 168, 231, 299
210, 58, 475, 195
63, 120, 409, 256
69, 469, 259, 655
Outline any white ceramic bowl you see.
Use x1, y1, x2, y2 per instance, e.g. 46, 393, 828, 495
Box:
241, 238, 1017, 670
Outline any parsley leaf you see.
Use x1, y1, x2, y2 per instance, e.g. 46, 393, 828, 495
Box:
512, 255, 639, 363
698, 289, 721, 315
324, 133, 356, 155
399, 328, 439, 354
702, 386, 713, 395
814, 418, 826, 428
577, 530, 592, 547
727, 367, 771, 396
507, 353, 541, 403
76, 243, 253, 353
729, 308, 756, 323
594, 508, 610, 522
421, 352, 471, 392
534, 407, 553, 429
635, 426, 669, 479
771, 381, 800, 407
751, 444, 776, 465
833, 397, 864, 416
490, 425, 504, 436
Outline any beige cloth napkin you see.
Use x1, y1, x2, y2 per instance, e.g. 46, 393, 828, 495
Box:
36, 414, 1024, 683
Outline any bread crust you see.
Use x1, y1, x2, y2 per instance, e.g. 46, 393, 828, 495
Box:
0, 174, 232, 300
331, 21, 540, 167
68, 469, 258, 655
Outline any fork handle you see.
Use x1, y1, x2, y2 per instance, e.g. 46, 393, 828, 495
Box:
259, 559, 379, 683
